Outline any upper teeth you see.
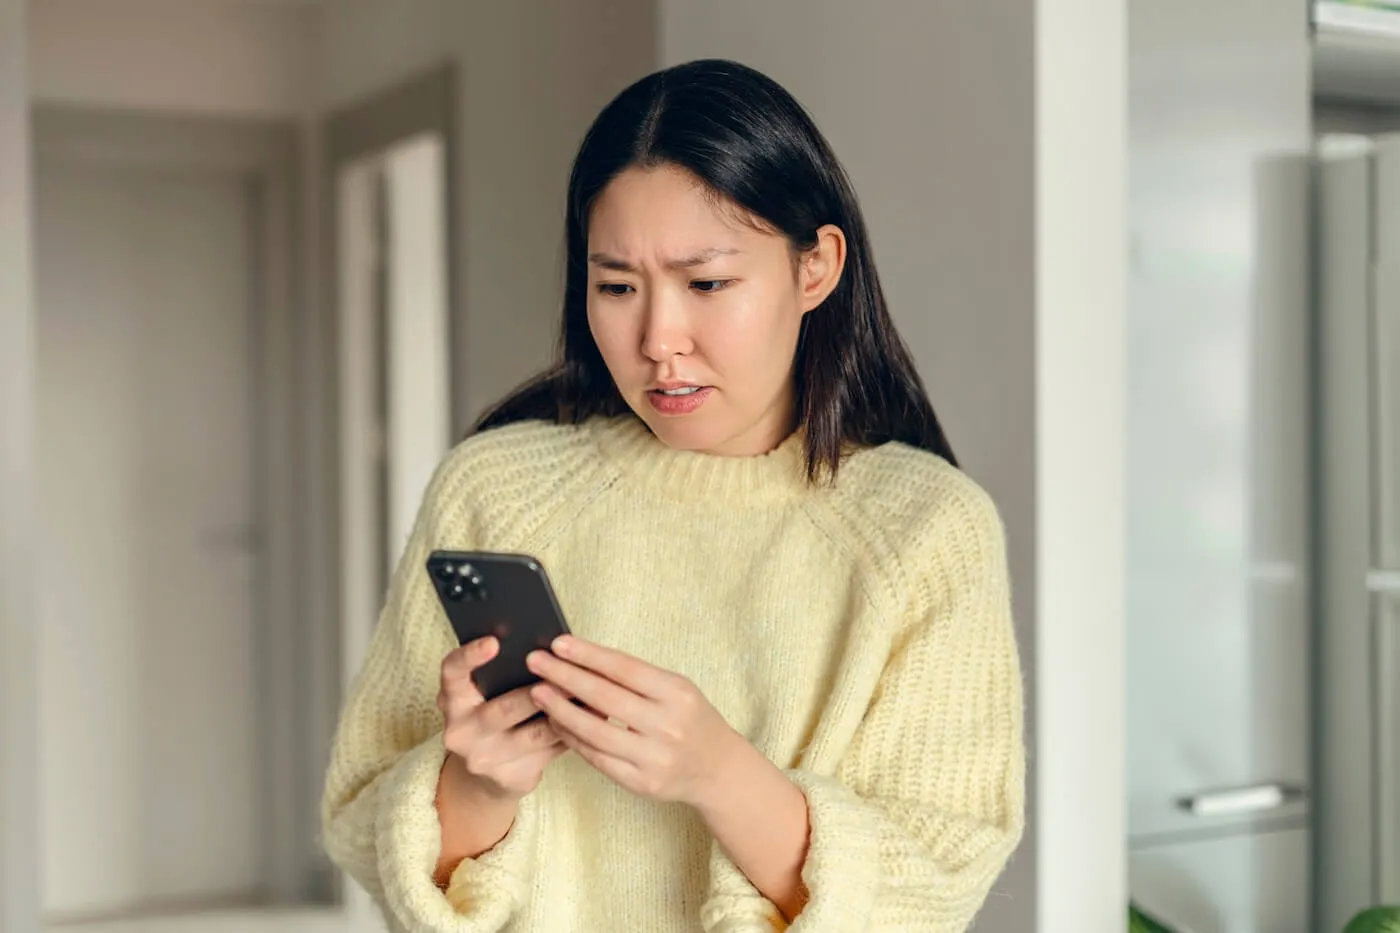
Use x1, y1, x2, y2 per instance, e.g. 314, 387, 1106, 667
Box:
660, 387, 699, 396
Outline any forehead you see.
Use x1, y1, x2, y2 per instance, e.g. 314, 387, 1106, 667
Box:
587, 164, 772, 254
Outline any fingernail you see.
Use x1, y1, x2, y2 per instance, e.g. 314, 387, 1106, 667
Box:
552, 635, 572, 656
526, 651, 545, 671
531, 685, 551, 705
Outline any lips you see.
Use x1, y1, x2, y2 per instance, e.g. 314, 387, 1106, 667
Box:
646, 384, 713, 415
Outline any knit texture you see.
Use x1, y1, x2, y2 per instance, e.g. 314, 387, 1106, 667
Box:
321, 416, 1025, 933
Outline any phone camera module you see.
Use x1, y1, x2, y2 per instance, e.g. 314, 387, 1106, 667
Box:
456, 563, 487, 601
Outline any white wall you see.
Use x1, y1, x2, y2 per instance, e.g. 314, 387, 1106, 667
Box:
29, 0, 316, 117
317, 0, 659, 431
0, 0, 39, 928
661, 2, 1128, 930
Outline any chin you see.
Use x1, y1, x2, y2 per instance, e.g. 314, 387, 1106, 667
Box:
639, 416, 718, 452
629, 405, 724, 453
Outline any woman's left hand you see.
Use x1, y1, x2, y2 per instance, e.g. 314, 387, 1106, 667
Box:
526, 635, 741, 809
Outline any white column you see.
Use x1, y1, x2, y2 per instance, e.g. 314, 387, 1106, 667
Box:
1035, 0, 1127, 930
0, 0, 40, 930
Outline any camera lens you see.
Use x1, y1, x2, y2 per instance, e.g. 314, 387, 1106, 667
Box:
455, 564, 486, 600
445, 579, 466, 601
434, 561, 456, 582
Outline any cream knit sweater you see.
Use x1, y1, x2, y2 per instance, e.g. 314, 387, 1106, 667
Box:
321, 416, 1024, 933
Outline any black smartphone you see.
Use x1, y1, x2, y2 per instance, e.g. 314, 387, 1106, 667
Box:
425, 550, 572, 701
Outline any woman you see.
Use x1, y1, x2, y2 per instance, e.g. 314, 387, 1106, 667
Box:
321, 58, 1024, 933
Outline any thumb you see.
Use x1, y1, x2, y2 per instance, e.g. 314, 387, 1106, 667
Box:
461, 635, 500, 672
441, 637, 498, 706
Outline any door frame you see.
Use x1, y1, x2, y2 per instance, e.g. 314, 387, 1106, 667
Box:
32, 106, 334, 927
321, 65, 458, 931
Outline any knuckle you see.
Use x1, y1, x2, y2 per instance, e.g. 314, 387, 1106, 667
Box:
531, 720, 556, 745
512, 689, 537, 716
484, 697, 518, 731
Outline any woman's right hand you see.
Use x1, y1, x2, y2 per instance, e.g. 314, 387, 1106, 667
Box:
438, 636, 565, 801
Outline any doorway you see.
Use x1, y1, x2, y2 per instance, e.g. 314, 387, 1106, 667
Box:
32, 107, 330, 932
324, 64, 457, 930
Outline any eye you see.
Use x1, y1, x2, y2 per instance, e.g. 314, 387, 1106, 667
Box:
691, 279, 735, 294
596, 283, 634, 297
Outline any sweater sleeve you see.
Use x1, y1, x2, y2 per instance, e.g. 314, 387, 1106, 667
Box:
319, 455, 540, 933
701, 486, 1026, 933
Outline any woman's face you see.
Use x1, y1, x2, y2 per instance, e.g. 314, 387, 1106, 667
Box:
586, 164, 845, 457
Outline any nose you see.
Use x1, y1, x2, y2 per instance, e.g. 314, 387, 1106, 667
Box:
639, 289, 693, 362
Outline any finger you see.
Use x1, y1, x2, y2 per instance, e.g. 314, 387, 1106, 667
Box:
521, 741, 569, 771
498, 741, 569, 789
441, 637, 499, 689
452, 712, 558, 771
557, 727, 640, 786
550, 636, 673, 699
495, 716, 563, 762
526, 650, 656, 731
533, 683, 645, 761
477, 685, 545, 735
460, 636, 500, 671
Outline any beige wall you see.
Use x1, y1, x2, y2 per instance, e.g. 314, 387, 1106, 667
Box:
1, 0, 39, 928
29, 0, 316, 117
317, 0, 659, 431
660, 6, 1039, 930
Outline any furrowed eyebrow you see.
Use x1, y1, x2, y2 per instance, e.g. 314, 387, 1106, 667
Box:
588, 248, 741, 273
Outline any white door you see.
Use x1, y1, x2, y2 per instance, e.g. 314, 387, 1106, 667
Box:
34, 161, 263, 923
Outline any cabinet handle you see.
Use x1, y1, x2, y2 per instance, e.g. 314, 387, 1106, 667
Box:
1176, 783, 1306, 817
1367, 570, 1400, 594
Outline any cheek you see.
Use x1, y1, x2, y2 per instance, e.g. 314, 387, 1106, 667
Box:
586, 304, 632, 366
705, 286, 804, 376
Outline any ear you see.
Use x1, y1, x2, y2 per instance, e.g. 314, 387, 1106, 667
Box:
798, 224, 848, 314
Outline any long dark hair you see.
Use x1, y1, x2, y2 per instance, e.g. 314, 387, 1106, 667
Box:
474, 58, 957, 479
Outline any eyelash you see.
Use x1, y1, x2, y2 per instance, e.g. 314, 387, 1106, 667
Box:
595, 280, 735, 298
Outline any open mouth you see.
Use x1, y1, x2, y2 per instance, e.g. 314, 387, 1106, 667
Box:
646, 385, 713, 414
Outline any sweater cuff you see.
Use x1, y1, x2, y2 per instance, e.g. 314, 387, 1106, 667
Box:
375, 734, 538, 933
701, 840, 788, 932
784, 769, 881, 931
700, 769, 881, 933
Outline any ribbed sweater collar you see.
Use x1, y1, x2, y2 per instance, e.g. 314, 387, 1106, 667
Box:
590, 415, 810, 504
